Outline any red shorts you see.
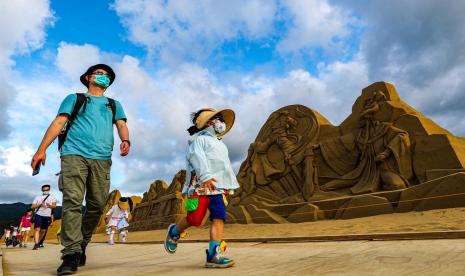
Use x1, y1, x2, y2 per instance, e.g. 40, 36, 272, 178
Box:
186, 195, 227, 226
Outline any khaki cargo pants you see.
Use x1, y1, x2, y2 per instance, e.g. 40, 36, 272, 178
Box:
59, 155, 111, 256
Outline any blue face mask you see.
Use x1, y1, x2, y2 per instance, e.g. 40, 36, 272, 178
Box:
94, 74, 110, 87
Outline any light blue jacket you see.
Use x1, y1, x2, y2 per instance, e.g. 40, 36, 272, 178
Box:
183, 126, 240, 195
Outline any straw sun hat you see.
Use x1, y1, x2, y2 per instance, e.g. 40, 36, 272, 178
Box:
194, 108, 235, 136
118, 197, 132, 211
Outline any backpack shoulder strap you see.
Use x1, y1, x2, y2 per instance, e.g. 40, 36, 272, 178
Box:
58, 93, 88, 150
107, 97, 117, 124
70, 93, 87, 121
35, 194, 50, 212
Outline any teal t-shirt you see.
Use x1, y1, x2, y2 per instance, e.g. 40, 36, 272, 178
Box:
57, 93, 127, 160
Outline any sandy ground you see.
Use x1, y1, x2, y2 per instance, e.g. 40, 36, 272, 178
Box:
88, 207, 465, 243
3, 240, 465, 275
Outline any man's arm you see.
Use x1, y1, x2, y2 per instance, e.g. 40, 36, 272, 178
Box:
48, 200, 57, 209
31, 115, 68, 169
31, 198, 40, 209
116, 119, 130, 156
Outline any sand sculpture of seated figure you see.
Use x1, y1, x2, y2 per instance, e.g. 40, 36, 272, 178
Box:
319, 91, 413, 194
237, 106, 320, 203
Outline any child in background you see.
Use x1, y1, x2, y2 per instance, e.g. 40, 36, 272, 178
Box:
4, 228, 11, 246
164, 108, 239, 268
106, 197, 133, 244
18, 209, 33, 247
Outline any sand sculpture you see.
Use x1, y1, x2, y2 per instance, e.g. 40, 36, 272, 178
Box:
95, 190, 141, 234
129, 170, 186, 231
227, 81, 465, 223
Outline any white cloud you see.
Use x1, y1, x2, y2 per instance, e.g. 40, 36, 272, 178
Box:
0, 0, 54, 203
333, 0, 465, 136
55, 42, 102, 80
0, 146, 34, 177
0, 0, 54, 139
277, 0, 353, 53
0, 0, 54, 63
113, 0, 356, 64
113, 0, 277, 63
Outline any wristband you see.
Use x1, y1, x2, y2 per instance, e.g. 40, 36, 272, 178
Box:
122, 140, 131, 146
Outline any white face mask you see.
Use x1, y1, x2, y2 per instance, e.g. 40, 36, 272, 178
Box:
212, 119, 227, 134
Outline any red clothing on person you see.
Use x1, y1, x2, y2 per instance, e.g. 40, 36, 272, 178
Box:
21, 215, 32, 228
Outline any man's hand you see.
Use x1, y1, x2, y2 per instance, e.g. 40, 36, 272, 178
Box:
120, 141, 130, 156
31, 150, 46, 170
200, 178, 217, 193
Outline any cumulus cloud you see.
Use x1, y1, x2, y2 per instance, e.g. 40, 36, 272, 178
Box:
113, 0, 277, 63
0, 0, 54, 139
0, 146, 34, 177
277, 0, 354, 54
333, 0, 465, 136
55, 42, 102, 80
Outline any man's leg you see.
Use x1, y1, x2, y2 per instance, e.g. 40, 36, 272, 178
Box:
60, 155, 88, 256
81, 159, 111, 246
34, 227, 41, 245
39, 229, 47, 244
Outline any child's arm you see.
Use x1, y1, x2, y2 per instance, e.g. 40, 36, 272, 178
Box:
106, 206, 114, 217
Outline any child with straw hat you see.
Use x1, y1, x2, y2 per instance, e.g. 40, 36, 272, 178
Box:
164, 108, 239, 268
105, 197, 133, 245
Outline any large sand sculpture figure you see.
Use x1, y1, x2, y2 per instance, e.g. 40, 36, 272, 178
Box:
227, 81, 465, 223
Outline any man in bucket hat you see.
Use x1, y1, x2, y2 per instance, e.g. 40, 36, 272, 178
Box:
164, 108, 239, 268
31, 64, 130, 275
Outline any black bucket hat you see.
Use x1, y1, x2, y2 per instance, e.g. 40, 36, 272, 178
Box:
80, 64, 116, 88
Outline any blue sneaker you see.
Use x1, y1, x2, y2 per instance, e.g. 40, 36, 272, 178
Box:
205, 246, 235, 268
164, 224, 179, 254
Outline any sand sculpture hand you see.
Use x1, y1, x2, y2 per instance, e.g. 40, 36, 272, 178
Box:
376, 149, 391, 162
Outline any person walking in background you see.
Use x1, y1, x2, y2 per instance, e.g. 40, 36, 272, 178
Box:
18, 209, 33, 247
31, 184, 57, 250
37, 208, 56, 248
4, 227, 11, 246
164, 108, 239, 268
31, 64, 130, 275
106, 197, 133, 244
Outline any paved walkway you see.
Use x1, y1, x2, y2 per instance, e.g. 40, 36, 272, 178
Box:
3, 239, 465, 275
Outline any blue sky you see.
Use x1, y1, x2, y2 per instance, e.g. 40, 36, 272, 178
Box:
1, 0, 465, 204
